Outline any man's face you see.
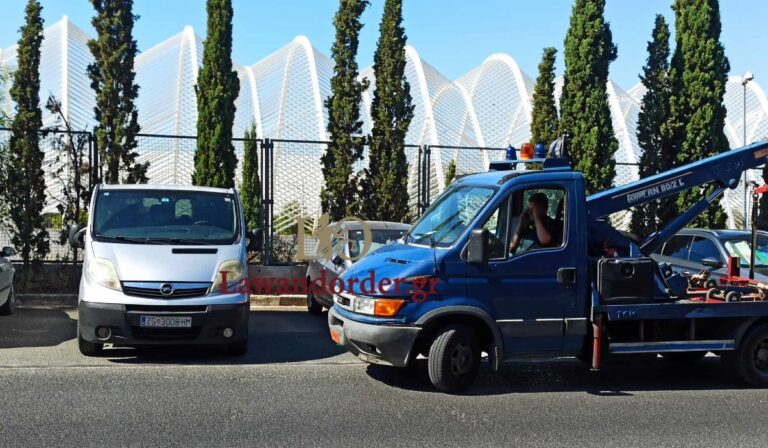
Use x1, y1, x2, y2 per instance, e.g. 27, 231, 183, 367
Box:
528, 200, 546, 218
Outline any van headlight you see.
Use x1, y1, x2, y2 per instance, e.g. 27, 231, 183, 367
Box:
211, 259, 244, 293
86, 257, 121, 291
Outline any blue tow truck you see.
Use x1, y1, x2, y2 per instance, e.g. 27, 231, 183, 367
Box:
328, 140, 768, 392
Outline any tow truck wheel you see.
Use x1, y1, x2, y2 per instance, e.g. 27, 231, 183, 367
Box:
726, 291, 741, 303
77, 324, 103, 357
427, 325, 480, 393
733, 323, 768, 387
306, 288, 323, 315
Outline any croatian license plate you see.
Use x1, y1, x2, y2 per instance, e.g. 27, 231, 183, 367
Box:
139, 315, 192, 328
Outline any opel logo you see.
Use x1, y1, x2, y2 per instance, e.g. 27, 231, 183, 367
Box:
160, 283, 175, 296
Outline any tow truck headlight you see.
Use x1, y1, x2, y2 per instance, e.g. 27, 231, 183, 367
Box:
86, 257, 121, 291
211, 259, 244, 293
353, 297, 405, 317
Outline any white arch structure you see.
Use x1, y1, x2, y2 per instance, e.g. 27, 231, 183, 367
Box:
2, 16, 768, 228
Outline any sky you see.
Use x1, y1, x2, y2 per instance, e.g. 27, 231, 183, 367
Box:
0, 0, 766, 90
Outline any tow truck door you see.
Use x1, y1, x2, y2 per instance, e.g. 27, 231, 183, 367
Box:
466, 177, 585, 355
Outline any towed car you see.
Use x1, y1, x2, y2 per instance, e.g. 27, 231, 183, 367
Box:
71, 184, 261, 356
305, 221, 410, 315
0, 246, 16, 315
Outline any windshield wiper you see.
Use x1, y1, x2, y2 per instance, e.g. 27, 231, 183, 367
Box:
149, 237, 208, 246
95, 235, 158, 244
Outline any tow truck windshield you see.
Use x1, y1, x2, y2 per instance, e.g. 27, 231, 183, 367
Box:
406, 185, 495, 247
93, 189, 239, 245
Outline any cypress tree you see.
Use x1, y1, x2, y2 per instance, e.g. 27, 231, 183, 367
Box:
192, 0, 240, 188
630, 15, 671, 237
360, 0, 414, 222
7, 0, 48, 264
663, 0, 730, 228
559, 0, 619, 194
530, 47, 559, 147
241, 124, 261, 231
87, 0, 146, 184
321, 0, 369, 221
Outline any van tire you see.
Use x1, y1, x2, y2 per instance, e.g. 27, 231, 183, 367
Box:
227, 340, 248, 356
732, 323, 768, 387
427, 324, 480, 393
0, 285, 14, 315
77, 325, 103, 356
307, 289, 323, 315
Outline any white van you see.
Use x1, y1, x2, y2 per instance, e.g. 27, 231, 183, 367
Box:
70, 184, 261, 356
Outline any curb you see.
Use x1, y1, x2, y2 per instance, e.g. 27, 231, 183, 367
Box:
16, 293, 306, 309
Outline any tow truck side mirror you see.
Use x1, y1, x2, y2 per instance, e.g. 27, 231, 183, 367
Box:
68, 224, 85, 249
247, 228, 263, 253
701, 257, 723, 269
466, 229, 489, 265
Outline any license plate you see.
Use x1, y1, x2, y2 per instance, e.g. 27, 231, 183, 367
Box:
139, 315, 192, 328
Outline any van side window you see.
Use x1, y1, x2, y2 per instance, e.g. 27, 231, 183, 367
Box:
509, 188, 565, 256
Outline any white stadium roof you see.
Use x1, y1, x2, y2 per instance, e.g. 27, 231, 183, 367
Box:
2, 16, 767, 228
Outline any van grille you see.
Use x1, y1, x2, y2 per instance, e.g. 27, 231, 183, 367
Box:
122, 282, 211, 299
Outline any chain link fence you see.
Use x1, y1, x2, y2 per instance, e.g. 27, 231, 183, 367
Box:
0, 127, 650, 264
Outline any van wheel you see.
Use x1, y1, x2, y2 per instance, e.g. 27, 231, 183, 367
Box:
0, 285, 14, 315
227, 340, 248, 356
307, 289, 323, 315
427, 325, 480, 393
77, 325, 103, 356
733, 323, 768, 387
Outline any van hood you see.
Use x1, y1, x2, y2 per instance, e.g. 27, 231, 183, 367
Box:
91, 241, 241, 282
340, 242, 440, 296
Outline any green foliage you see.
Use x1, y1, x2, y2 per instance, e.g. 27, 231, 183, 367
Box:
444, 159, 456, 186
530, 47, 559, 147
360, 0, 414, 223
241, 124, 261, 231
559, 0, 619, 195
630, 15, 671, 237
193, 0, 240, 188
0, 68, 11, 126
663, 0, 730, 228
87, 0, 147, 184
321, 0, 370, 221
7, 0, 49, 264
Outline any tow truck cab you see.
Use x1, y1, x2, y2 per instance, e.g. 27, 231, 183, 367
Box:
329, 143, 768, 393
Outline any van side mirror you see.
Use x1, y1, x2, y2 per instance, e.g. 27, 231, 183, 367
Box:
0, 246, 16, 257
68, 224, 86, 249
247, 228, 263, 252
701, 257, 722, 269
466, 229, 489, 264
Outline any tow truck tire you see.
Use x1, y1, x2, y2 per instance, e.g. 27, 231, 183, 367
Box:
733, 323, 768, 387
307, 288, 323, 315
427, 325, 480, 393
726, 291, 741, 303
77, 325, 103, 357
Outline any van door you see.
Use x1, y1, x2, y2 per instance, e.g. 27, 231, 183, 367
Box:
466, 182, 579, 354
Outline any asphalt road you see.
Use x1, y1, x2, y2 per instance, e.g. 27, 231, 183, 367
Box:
1, 308, 768, 448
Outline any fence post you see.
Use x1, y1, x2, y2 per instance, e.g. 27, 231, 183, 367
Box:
418, 145, 431, 214
261, 138, 274, 265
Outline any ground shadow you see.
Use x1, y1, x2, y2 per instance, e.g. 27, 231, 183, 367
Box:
105, 310, 350, 365
0, 308, 77, 349
365, 356, 744, 396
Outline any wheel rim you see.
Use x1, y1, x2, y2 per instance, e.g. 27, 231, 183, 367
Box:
449, 342, 474, 376
754, 338, 768, 375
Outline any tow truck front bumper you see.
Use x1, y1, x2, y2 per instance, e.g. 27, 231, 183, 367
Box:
328, 306, 420, 367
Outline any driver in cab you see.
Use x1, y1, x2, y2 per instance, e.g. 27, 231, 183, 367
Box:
509, 193, 561, 253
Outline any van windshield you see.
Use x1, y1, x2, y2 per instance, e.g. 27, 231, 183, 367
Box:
406, 185, 496, 247
93, 189, 239, 245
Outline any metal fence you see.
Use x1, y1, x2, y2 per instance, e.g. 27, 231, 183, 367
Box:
2, 126, 655, 264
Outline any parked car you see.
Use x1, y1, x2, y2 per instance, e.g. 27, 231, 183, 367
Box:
0, 246, 16, 315
306, 221, 411, 315
71, 184, 261, 356
651, 228, 768, 283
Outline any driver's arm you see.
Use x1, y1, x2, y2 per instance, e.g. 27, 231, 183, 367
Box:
532, 214, 552, 247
